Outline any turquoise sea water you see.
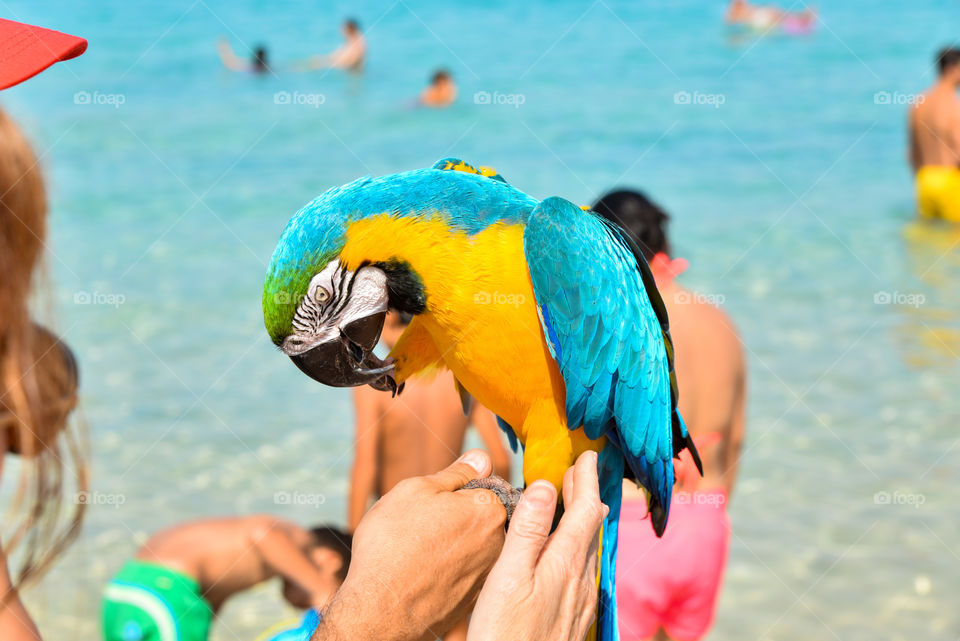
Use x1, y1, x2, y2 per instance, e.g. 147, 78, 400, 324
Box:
3, 1, 960, 639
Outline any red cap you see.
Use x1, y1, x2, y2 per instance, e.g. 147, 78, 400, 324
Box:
0, 18, 87, 90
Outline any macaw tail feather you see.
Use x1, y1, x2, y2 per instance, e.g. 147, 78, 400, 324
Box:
646, 455, 675, 537
674, 411, 702, 476
605, 428, 675, 538
595, 444, 624, 641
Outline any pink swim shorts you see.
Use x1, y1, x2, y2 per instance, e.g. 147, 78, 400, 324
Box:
617, 490, 731, 641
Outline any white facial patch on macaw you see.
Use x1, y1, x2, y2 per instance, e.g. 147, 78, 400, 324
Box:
282, 259, 389, 355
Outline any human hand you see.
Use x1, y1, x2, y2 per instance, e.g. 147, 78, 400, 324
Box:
316, 450, 506, 641
466, 450, 606, 641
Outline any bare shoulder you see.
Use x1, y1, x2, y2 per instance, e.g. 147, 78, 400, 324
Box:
684, 297, 744, 361
909, 98, 923, 124
679, 294, 739, 333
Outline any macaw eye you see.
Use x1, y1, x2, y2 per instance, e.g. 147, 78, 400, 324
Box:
314, 287, 330, 304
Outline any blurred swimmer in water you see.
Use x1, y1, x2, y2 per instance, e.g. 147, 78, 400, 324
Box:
910, 48, 960, 222
420, 69, 457, 108
294, 19, 366, 73
217, 37, 270, 73
725, 0, 816, 33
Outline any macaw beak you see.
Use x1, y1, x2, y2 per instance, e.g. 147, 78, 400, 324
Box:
289, 311, 399, 394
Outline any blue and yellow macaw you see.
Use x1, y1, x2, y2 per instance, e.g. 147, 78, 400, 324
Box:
262, 159, 700, 641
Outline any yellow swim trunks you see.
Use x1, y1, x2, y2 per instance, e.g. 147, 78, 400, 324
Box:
916, 166, 960, 222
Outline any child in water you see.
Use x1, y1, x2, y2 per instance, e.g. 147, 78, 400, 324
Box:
420, 69, 458, 107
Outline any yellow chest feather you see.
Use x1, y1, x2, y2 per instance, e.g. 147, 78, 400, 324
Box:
341, 215, 562, 439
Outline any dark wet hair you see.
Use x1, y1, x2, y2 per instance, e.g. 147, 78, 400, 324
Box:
937, 48, 960, 75
253, 46, 269, 72
310, 525, 352, 582
591, 189, 670, 261
432, 69, 451, 84
344, 19, 360, 33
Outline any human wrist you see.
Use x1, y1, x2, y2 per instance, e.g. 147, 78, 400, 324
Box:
314, 580, 403, 641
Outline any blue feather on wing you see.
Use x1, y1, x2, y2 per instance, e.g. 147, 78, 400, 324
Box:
523, 196, 677, 519
522, 195, 694, 641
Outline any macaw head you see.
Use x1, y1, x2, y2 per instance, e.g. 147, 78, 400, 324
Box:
262, 178, 417, 394
264, 160, 534, 392
267, 254, 396, 392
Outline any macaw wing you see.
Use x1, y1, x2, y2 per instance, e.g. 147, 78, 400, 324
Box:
523, 196, 692, 534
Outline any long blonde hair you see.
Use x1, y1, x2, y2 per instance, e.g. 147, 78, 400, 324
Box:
0, 106, 88, 588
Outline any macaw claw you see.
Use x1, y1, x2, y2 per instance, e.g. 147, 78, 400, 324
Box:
461, 475, 523, 527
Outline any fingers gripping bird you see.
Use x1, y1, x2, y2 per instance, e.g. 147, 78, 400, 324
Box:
262, 159, 701, 641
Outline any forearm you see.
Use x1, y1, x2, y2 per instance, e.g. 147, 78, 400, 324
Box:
313, 582, 409, 641
907, 115, 921, 173
471, 410, 511, 482
347, 456, 377, 532
350, 390, 380, 531
307, 55, 330, 70
909, 140, 920, 173
723, 425, 744, 496
216, 46, 243, 71
255, 527, 331, 598
0, 607, 41, 641
491, 454, 511, 482
0, 550, 42, 641
347, 474, 373, 532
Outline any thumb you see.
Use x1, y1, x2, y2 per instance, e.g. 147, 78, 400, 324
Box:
497, 480, 557, 574
425, 449, 491, 492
